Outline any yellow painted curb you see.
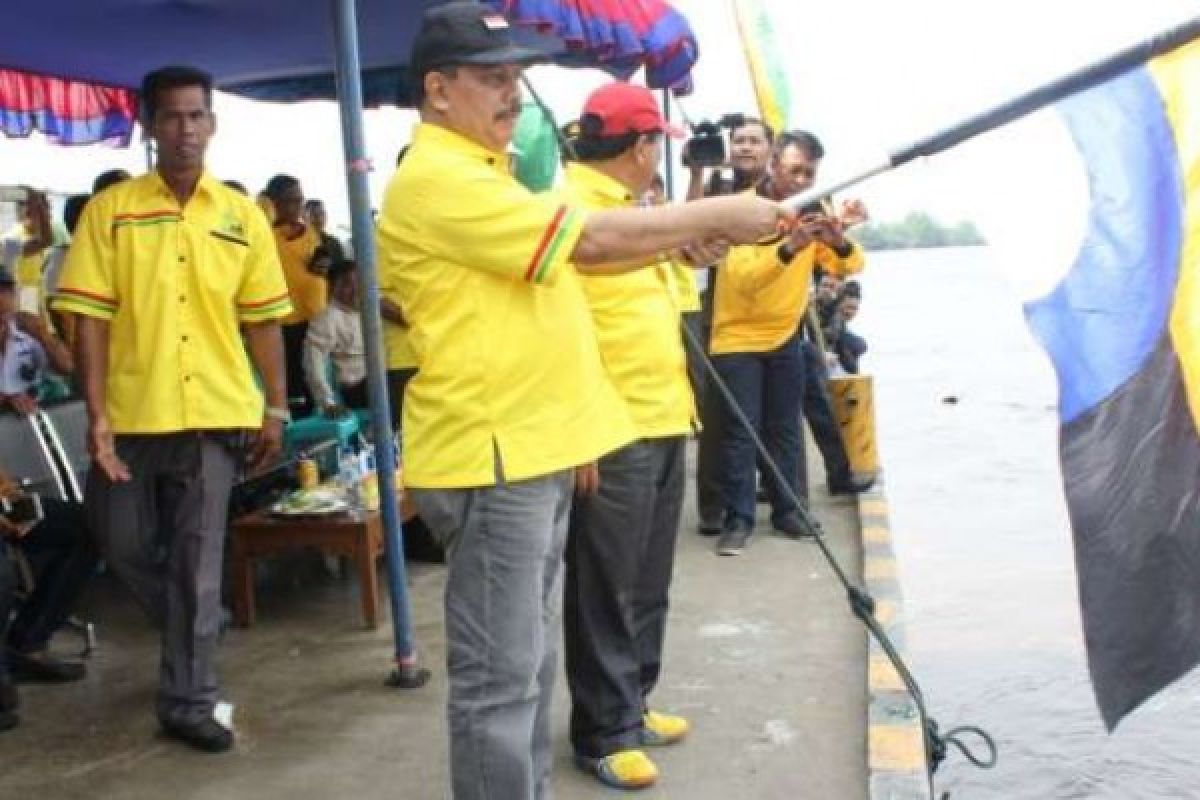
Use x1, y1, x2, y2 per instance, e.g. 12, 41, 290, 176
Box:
869, 723, 927, 771
864, 558, 898, 579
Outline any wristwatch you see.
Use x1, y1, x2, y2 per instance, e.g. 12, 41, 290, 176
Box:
264, 406, 292, 424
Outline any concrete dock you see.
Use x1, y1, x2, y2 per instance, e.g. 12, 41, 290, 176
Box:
0, 448, 868, 800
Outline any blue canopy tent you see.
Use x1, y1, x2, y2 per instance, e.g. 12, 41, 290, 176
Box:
7, 0, 699, 687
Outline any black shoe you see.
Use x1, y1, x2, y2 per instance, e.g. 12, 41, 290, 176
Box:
828, 475, 876, 496
772, 510, 817, 538
9, 650, 86, 683
696, 513, 720, 537
716, 520, 753, 556
161, 716, 235, 754
0, 676, 17, 713
0, 709, 17, 733
755, 486, 769, 504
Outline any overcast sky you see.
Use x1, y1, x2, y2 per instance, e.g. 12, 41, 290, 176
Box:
0, 0, 1193, 255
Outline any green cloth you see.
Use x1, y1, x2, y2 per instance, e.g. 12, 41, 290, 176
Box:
512, 102, 559, 192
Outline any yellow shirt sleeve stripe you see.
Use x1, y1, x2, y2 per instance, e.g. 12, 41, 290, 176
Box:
55, 287, 118, 318
525, 205, 576, 284
238, 291, 293, 321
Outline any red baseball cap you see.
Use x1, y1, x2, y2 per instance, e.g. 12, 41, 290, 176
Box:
580, 82, 686, 139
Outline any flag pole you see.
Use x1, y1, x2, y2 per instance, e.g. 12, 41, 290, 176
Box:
782, 14, 1200, 212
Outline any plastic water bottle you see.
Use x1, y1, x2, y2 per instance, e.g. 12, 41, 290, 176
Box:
339, 450, 362, 510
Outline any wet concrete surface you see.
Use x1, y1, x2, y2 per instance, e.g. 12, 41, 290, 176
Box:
0, 446, 866, 799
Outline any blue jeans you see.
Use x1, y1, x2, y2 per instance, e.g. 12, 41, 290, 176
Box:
713, 332, 806, 526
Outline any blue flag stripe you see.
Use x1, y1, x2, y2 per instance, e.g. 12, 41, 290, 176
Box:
1026, 67, 1184, 424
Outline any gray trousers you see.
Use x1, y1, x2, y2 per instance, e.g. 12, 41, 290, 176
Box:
86, 432, 239, 727
410, 470, 573, 800
564, 437, 686, 758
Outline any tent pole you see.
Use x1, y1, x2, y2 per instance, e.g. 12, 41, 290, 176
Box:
329, 0, 427, 688
661, 89, 675, 201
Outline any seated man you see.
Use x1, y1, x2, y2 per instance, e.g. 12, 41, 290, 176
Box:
0, 266, 73, 414
825, 283, 867, 374
0, 469, 95, 695
303, 259, 367, 416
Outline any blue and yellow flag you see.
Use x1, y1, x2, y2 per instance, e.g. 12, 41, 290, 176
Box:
1028, 37, 1200, 730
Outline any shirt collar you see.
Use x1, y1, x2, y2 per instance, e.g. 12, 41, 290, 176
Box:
564, 163, 635, 210
412, 123, 511, 174
148, 169, 219, 208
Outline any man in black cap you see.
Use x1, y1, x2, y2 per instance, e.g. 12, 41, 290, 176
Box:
378, 4, 784, 798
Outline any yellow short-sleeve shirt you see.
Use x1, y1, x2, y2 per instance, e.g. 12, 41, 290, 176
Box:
275, 224, 327, 324
376, 123, 635, 488
564, 163, 695, 439
54, 171, 292, 434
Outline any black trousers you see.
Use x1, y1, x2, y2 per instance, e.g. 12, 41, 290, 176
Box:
0, 542, 15, 681
564, 437, 686, 758
6, 498, 95, 655
692, 289, 725, 529
282, 321, 313, 417
800, 340, 853, 488
386, 368, 418, 431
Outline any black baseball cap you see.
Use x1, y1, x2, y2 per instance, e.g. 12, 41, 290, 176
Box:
0, 266, 15, 288
411, 2, 549, 80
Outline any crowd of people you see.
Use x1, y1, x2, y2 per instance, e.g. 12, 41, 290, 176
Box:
0, 2, 877, 794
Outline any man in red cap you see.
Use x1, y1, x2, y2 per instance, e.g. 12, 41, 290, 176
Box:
558, 81, 708, 791
378, 5, 784, 798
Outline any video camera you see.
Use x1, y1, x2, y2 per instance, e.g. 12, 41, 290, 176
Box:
681, 113, 750, 169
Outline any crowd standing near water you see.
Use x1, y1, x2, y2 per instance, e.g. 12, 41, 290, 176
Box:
0, 2, 878, 793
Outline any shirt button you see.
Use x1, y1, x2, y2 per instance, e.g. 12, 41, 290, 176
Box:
184, 375, 192, 382
178, 256, 186, 264
181, 335, 189, 343
179, 295, 186, 303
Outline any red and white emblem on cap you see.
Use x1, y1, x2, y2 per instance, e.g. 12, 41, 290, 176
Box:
481, 13, 509, 30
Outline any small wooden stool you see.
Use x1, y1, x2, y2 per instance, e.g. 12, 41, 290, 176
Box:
230, 509, 384, 629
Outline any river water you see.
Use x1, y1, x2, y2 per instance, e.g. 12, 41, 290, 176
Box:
856, 247, 1200, 799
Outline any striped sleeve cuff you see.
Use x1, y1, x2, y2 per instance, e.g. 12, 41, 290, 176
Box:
523, 206, 584, 286
238, 292, 293, 322
53, 287, 118, 320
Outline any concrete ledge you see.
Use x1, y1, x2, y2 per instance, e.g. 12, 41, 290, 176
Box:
857, 482, 934, 800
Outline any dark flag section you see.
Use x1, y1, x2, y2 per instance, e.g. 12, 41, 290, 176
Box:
1061, 338, 1200, 729
1026, 40, 1200, 729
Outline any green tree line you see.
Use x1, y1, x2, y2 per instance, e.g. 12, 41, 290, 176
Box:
851, 211, 987, 251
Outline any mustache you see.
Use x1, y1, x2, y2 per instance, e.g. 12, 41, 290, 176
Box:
494, 103, 523, 121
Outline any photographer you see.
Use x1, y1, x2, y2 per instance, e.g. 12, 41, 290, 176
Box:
0, 266, 73, 414
684, 117, 775, 536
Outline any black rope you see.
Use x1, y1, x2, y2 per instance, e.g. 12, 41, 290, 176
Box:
680, 321, 997, 795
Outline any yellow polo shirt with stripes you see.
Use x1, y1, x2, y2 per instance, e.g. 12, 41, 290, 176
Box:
274, 223, 327, 325
564, 163, 695, 439
376, 123, 635, 488
54, 170, 292, 433
711, 231, 864, 355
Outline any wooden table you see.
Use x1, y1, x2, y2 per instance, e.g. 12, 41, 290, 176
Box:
230, 509, 383, 629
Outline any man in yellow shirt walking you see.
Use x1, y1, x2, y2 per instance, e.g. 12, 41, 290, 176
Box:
55, 66, 292, 754
377, 6, 784, 798
711, 131, 865, 556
